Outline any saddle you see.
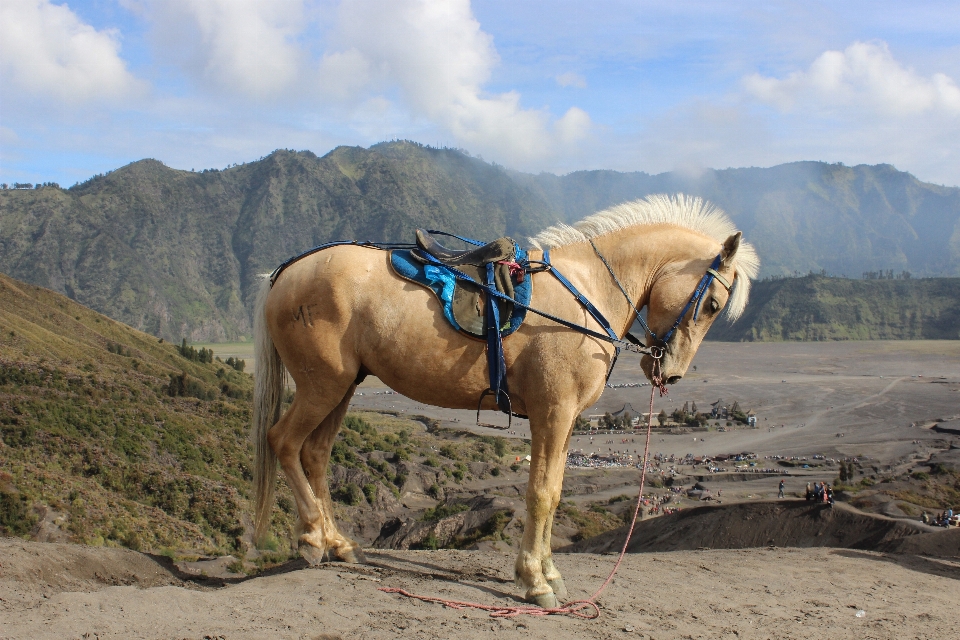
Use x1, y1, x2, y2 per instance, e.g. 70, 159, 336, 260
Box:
413, 229, 515, 266
402, 230, 525, 338
389, 230, 533, 424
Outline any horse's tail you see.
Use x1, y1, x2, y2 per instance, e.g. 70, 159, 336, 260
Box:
252, 275, 284, 546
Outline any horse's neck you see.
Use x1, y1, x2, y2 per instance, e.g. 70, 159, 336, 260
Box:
545, 230, 662, 338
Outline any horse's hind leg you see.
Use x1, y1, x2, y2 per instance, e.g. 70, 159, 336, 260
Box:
268, 386, 349, 565
299, 383, 365, 564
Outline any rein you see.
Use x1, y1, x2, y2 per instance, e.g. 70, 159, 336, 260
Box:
380, 351, 667, 619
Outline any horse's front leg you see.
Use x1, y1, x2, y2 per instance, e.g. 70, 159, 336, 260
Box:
299, 384, 366, 564
515, 408, 575, 608
539, 425, 574, 600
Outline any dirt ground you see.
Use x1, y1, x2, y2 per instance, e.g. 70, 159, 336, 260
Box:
2, 537, 959, 640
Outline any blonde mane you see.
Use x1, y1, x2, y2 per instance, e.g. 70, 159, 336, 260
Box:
528, 194, 760, 321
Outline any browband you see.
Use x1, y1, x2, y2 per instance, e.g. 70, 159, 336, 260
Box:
705, 267, 732, 291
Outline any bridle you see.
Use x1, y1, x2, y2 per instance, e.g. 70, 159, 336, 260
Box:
589, 239, 733, 353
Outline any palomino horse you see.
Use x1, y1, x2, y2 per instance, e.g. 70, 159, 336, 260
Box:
252, 194, 759, 607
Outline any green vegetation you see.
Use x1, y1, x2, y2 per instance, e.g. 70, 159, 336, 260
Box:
708, 275, 960, 341
177, 339, 214, 363
0, 273, 272, 553
421, 502, 470, 521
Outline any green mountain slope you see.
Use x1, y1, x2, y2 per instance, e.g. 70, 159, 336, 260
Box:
0, 142, 555, 341
2, 142, 959, 341
707, 276, 960, 341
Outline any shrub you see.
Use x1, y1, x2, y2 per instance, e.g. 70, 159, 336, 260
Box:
421, 502, 469, 521
177, 339, 214, 363
419, 533, 440, 550
224, 357, 245, 372
0, 488, 36, 536
334, 482, 364, 506
362, 483, 378, 504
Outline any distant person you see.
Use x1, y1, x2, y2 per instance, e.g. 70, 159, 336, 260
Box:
778, 479, 785, 498
921, 511, 930, 525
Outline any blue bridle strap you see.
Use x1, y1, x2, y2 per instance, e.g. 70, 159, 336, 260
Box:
542, 250, 619, 343
659, 254, 725, 344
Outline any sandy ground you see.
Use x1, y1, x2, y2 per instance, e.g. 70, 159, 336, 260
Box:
16, 341, 951, 639
2, 538, 959, 640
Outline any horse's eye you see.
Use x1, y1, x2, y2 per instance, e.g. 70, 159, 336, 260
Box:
709, 298, 720, 313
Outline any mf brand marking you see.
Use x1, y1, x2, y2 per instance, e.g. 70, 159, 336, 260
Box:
293, 304, 320, 327
293, 305, 310, 327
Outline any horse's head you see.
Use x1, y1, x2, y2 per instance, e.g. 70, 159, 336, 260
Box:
641, 231, 752, 385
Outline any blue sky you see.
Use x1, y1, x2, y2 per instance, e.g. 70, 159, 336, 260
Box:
2, 0, 959, 187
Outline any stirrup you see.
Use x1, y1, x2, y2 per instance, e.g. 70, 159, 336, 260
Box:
476, 388, 512, 430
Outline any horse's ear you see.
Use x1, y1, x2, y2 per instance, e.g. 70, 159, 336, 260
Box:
721, 232, 741, 265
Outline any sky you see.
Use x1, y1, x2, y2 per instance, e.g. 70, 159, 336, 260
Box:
1, 0, 959, 188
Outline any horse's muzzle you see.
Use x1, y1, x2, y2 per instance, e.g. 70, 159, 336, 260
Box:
666, 375, 682, 384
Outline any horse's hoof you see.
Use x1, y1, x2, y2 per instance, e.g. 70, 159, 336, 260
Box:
336, 546, 367, 564
527, 591, 558, 609
547, 577, 568, 599
298, 541, 327, 566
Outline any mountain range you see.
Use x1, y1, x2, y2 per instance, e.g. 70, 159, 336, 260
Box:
2, 140, 959, 341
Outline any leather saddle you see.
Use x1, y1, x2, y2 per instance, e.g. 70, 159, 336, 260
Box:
414, 229, 515, 266
408, 229, 520, 338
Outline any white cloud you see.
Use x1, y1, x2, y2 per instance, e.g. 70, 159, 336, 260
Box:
744, 41, 960, 116
555, 72, 587, 89
318, 0, 591, 165
0, 0, 142, 104
147, 0, 306, 99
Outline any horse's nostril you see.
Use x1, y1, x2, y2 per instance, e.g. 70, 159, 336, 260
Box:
667, 375, 682, 384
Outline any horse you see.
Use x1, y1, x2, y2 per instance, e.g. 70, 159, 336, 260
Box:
251, 194, 759, 607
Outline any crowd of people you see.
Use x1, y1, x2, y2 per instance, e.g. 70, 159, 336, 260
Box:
921, 509, 957, 527
805, 481, 835, 506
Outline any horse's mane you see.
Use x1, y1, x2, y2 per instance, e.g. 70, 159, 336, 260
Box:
528, 194, 760, 321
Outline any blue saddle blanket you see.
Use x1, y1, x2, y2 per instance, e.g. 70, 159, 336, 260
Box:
390, 246, 531, 338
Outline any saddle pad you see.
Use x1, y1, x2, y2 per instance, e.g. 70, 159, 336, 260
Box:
390, 247, 531, 339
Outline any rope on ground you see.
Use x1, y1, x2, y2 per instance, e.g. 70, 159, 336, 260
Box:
378, 358, 668, 620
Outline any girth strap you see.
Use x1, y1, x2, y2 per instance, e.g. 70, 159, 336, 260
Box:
484, 261, 511, 414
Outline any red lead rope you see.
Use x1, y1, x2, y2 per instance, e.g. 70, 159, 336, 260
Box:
379, 357, 668, 619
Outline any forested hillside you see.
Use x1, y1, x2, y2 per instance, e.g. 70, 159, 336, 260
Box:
0, 142, 555, 341
2, 141, 959, 341
708, 276, 960, 341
